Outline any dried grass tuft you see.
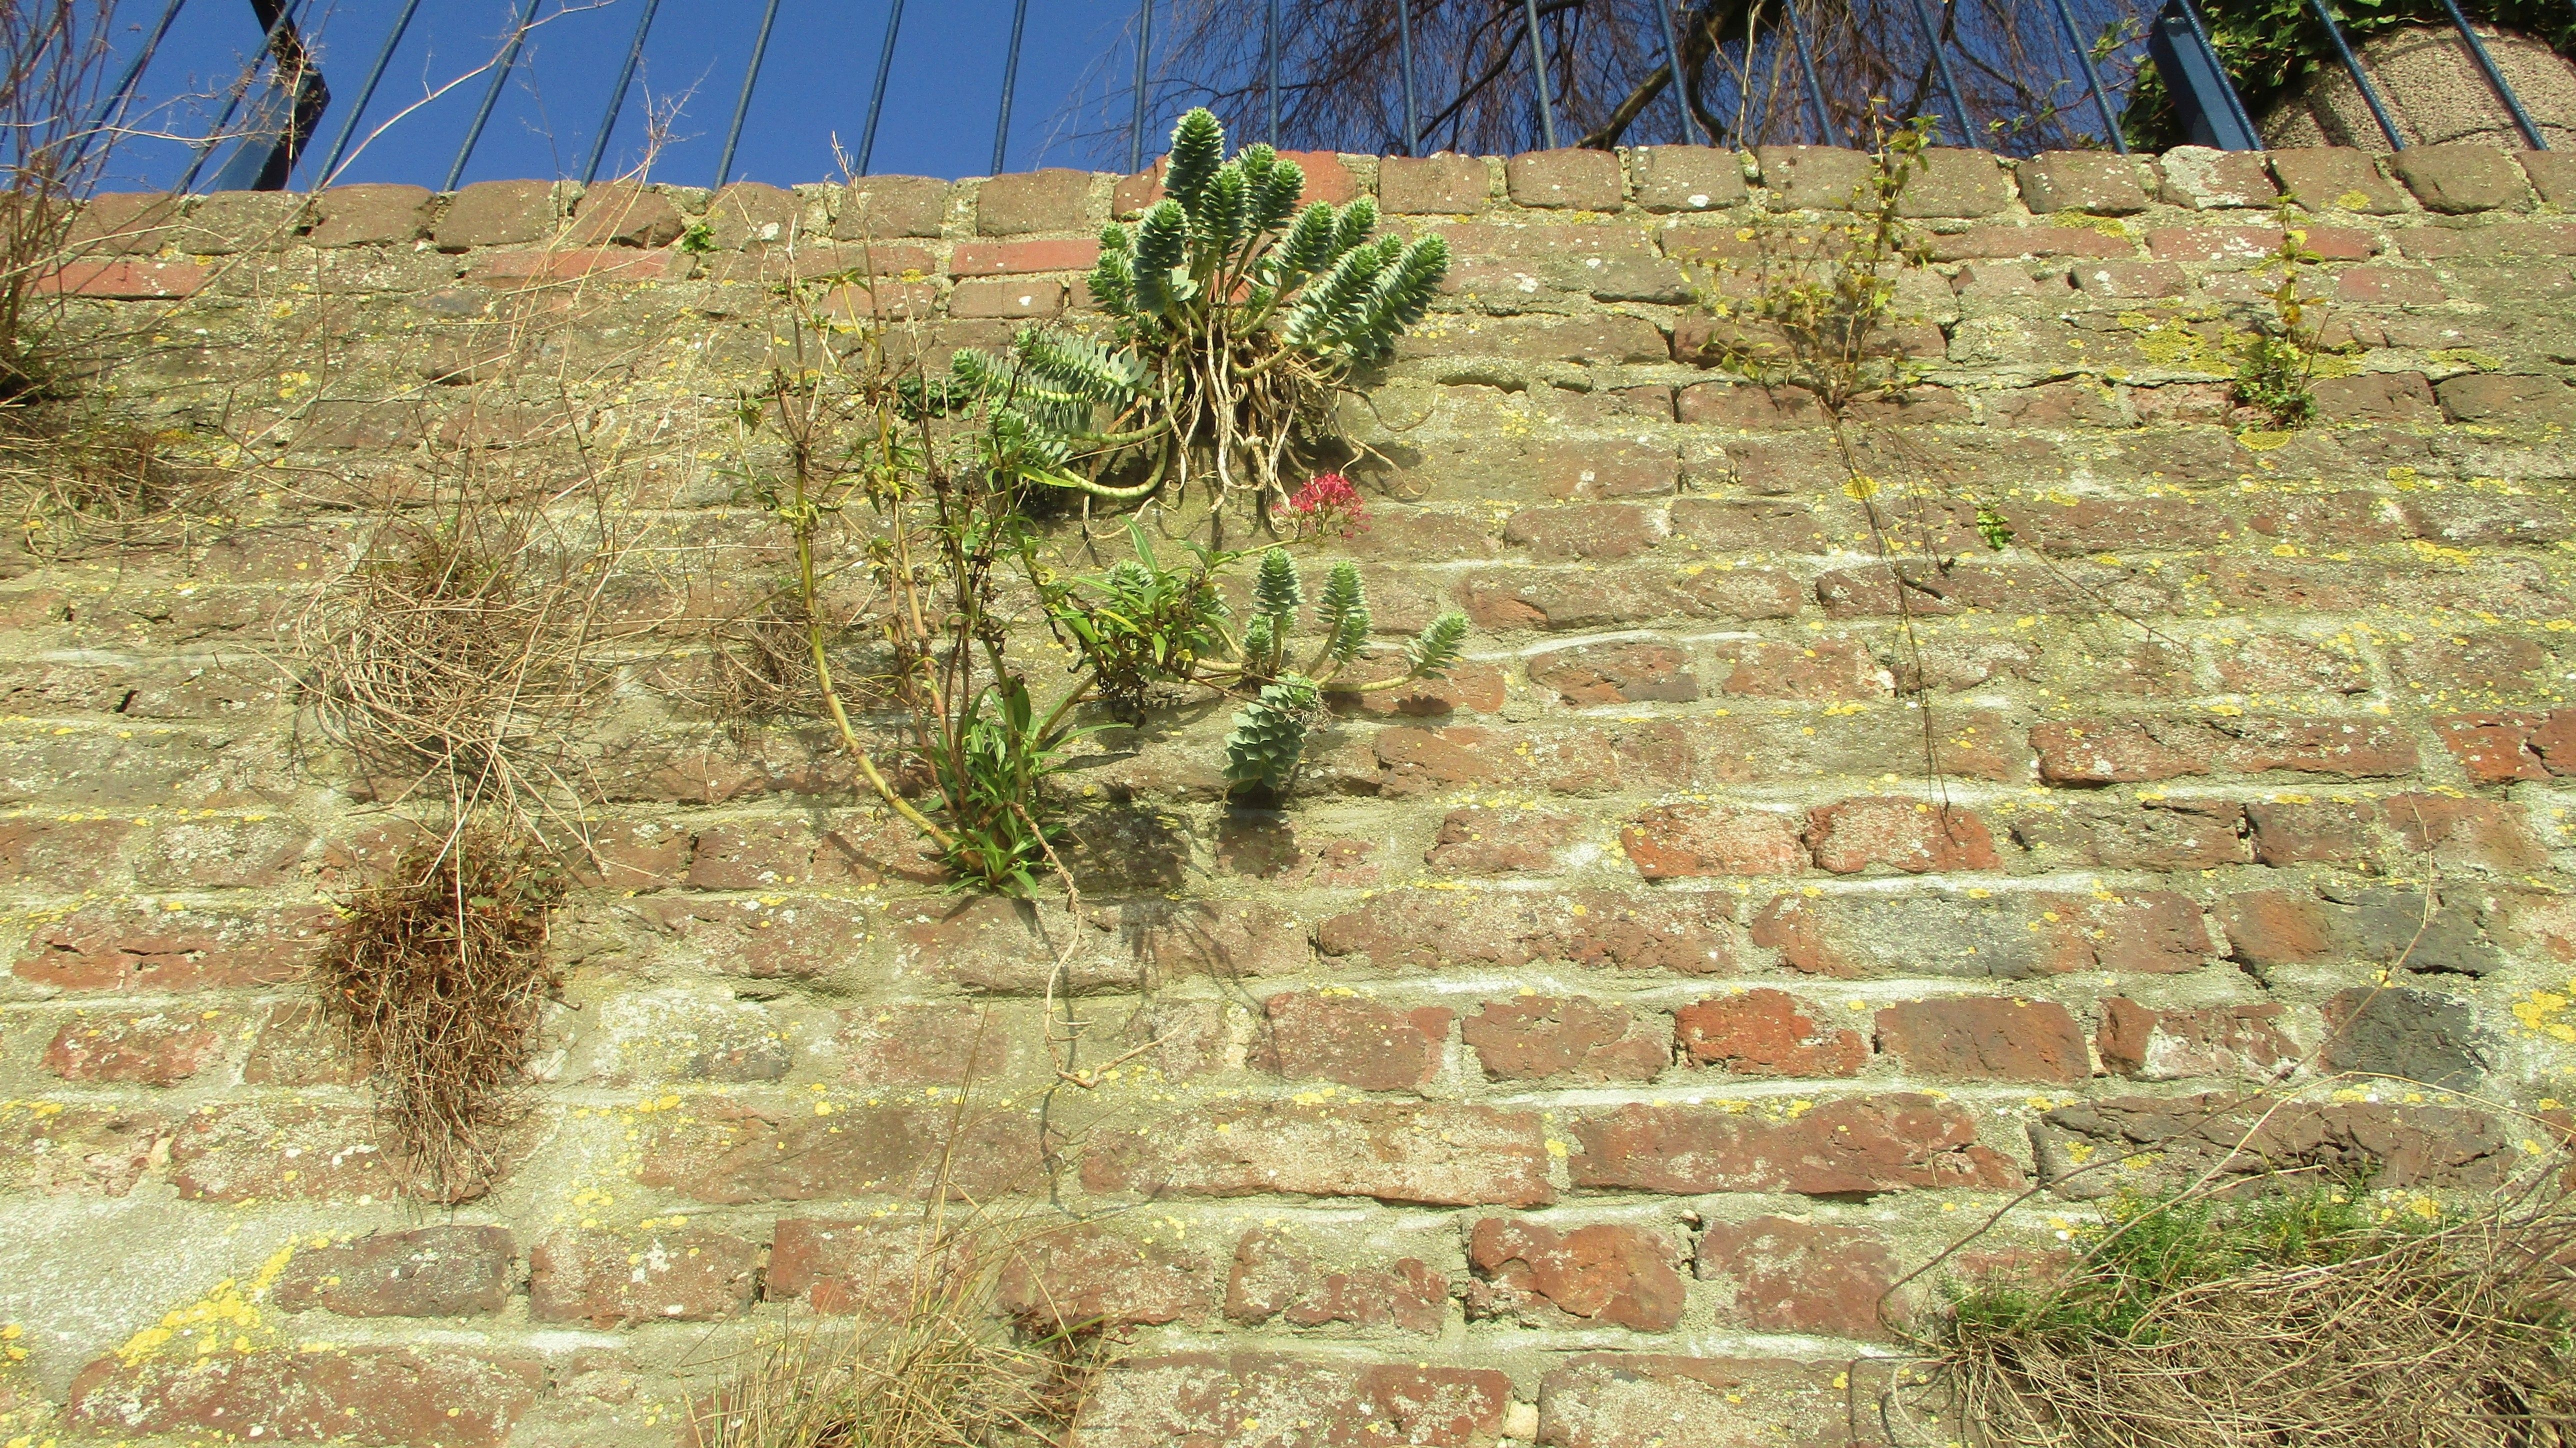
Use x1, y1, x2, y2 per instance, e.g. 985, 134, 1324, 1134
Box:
316, 834, 564, 1203
1914, 1180, 2576, 1448
692, 1218, 1103, 1448
0, 412, 221, 558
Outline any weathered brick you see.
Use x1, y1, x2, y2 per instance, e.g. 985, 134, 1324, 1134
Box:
170, 1104, 404, 1203
1874, 996, 2090, 1083
1000, 1222, 1220, 1330
766, 1218, 938, 1314
2096, 998, 2297, 1080
66, 1347, 540, 1448
1467, 1218, 1684, 1330
2018, 151, 2150, 214
1696, 1216, 1898, 1336
530, 1226, 764, 1326
2038, 1094, 2514, 1196
2270, 147, 2408, 214
1507, 148, 1626, 210
1538, 1354, 1850, 1448
42, 1008, 232, 1084
2381, 792, 2547, 870
1622, 802, 1806, 878
2435, 710, 2576, 782
1900, 148, 2013, 216
1754, 145, 1870, 208
1806, 796, 2000, 874
38, 256, 206, 298
706, 180, 800, 248
432, 178, 556, 248
272, 1226, 516, 1316
1380, 154, 1492, 213
2310, 370, 2440, 422
950, 237, 1102, 276
2008, 798, 2252, 870
2434, 372, 2576, 424
976, 168, 1100, 234
1674, 988, 1864, 1077
1318, 888, 1741, 976
2156, 146, 2278, 209
464, 246, 677, 286
1566, 1094, 2018, 1194
835, 175, 949, 238
1751, 888, 2210, 979
2390, 142, 2530, 212
1084, 1100, 1552, 1206
1934, 224, 2136, 260
1528, 640, 1696, 704
1258, 991, 1452, 1090
1228, 1228, 1448, 1332
836, 1002, 1032, 1087
1712, 636, 1892, 700
1631, 146, 1750, 212
636, 1099, 1044, 1204
1423, 805, 1578, 875
566, 180, 685, 247
0, 1100, 166, 1195
1464, 996, 1670, 1082
306, 184, 432, 246
66, 192, 182, 252
1084, 1356, 1508, 1448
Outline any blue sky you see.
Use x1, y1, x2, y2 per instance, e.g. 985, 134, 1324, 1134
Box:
99, 0, 1192, 192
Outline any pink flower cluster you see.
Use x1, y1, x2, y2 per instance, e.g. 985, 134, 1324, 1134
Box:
1285, 472, 1368, 540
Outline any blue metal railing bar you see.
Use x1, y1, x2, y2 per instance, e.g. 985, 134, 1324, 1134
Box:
582, 0, 660, 184
1522, 0, 1560, 148
2148, 0, 2260, 148
78, 0, 189, 174
2045, 0, 2131, 152
994, 0, 1031, 173
1906, 0, 1980, 144
1654, 0, 1709, 145
1265, 0, 1280, 142
1128, 0, 1154, 171
175, 0, 310, 192
2434, 0, 2546, 148
1395, 0, 1422, 154
312, 0, 420, 186
858, 0, 908, 174
1786, 0, 1836, 143
714, 0, 781, 188
444, 0, 540, 191
2308, 0, 2404, 148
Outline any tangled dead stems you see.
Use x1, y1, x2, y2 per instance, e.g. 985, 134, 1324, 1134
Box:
316, 834, 565, 1204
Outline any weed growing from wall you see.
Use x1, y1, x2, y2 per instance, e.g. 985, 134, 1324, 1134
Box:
316, 834, 565, 1203
2232, 212, 2326, 428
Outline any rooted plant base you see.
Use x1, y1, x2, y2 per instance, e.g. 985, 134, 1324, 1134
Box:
316, 836, 564, 1203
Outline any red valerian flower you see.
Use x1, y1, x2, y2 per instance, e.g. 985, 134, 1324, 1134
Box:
1284, 472, 1368, 539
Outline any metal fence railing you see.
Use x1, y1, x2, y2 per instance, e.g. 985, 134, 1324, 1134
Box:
64, 0, 2558, 196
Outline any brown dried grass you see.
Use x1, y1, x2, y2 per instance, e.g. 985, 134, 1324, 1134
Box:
691, 1215, 1104, 1448
316, 833, 564, 1204
1916, 1182, 2576, 1448
0, 412, 224, 558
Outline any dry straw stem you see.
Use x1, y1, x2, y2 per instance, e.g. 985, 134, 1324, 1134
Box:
316, 832, 564, 1204
1912, 1184, 2576, 1448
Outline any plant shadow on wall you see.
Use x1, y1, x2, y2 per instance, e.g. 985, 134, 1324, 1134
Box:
732, 107, 1464, 898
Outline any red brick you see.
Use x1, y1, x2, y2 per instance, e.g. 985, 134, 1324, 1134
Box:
1930, 224, 2136, 260
566, 180, 686, 247
1424, 805, 1578, 875
834, 175, 948, 238
2032, 717, 2210, 784
0, 1100, 166, 1195
1570, 1094, 2018, 1195
638, 1100, 1044, 1205
836, 1002, 1032, 1087
2334, 265, 2443, 306
948, 276, 1064, 318
1806, 796, 1998, 874
1084, 1356, 1508, 1448
1227, 1228, 1448, 1332
67, 1347, 540, 1448
1464, 996, 1670, 1083
1696, 1216, 1898, 1336
1622, 803, 1806, 878
975, 168, 1098, 234
2096, 998, 2297, 1080
1503, 502, 1660, 562
2040, 1094, 2516, 1193
2310, 372, 2440, 422
1468, 1218, 1684, 1330
65, 191, 183, 252
42, 1008, 232, 1084
2220, 890, 2332, 966
528, 1228, 761, 1327
16, 902, 325, 992
272, 1226, 516, 1317
1536, 440, 1680, 500
0, 817, 125, 888
2008, 798, 2252, 870
40, 256, 207, 297
1084, 1100, 1552, 1206
706, 180, 800, 248
2390, 142, 2532, 213
1316, 888, 1742, 976
950, 237, 1102, 276
2436, 710, 2576, 782
1674, 988, 1864, 1077
1258, 992, 1452, 1091
1713, 636, 1890, 700
1874, 997, 2088, 1082
305, 184, 434, 248
999, 1222, 1220, 1330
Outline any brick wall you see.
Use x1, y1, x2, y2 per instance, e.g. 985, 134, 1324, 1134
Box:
2, 136, 2573, 1446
